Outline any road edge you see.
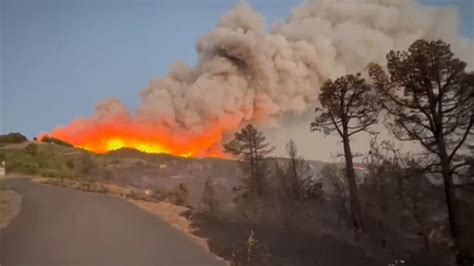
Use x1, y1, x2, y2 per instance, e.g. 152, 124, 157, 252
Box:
0, 187, 22, 229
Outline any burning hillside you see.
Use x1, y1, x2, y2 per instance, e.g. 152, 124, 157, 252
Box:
45, 100, 226, 157
44, 0, 473, 158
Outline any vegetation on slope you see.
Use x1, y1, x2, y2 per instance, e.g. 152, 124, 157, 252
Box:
0, 132, 28, 144
0, 142, 96, 179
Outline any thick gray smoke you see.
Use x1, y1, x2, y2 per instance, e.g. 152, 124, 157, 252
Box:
139, 0, 472, 130
54, 0, 473, 158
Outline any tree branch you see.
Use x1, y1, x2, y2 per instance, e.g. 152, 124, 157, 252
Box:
448, 116, 474, 163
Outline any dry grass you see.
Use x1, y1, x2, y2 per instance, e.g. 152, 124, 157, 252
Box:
32, 177, 107, 193
103, 183, 135, 197
0, 188, 22, 229
31, 177, 144, 198
0, 142, 33, 150
130, 200, 205, 245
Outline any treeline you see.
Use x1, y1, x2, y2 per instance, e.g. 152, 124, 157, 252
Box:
203, 39, 473, 265
0, 132, 73, 148
0, 132, 28, 144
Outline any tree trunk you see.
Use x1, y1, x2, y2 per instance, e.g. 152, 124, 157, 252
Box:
439, 151, 457, 239
432, 98, 472, 264
342, 136, 364, 232
437, 139, 468, 264
290, 157, 299, 201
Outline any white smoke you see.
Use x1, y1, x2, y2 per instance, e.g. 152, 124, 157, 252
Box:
56, 0, 474, 156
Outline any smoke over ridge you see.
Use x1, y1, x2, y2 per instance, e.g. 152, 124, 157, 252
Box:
49, 0, 474, 157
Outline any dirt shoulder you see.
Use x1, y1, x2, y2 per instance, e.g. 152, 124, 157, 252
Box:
32, 177, 136, 198
0, 186, 22, 229
129, 199, 208, 250
129, 200, 229, 265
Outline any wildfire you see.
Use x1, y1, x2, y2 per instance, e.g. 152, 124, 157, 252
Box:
42, 118, 227, 159
103, 139, 170, 154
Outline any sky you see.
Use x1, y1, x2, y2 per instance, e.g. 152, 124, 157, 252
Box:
0, 0, 473, 159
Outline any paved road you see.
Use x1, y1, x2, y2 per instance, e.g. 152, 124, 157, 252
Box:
0, 178, 226, 266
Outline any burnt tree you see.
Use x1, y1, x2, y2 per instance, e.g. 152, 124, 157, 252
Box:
369, 39, 474, 263
285, 139, 303, 201
311, 74, 380, 231
202, 176, 218, 214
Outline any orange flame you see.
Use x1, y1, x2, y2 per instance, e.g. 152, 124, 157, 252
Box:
42, 118, 227, 158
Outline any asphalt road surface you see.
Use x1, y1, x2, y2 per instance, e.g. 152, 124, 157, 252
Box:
0, 178, 226, 266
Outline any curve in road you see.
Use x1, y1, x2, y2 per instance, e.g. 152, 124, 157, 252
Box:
0, 178, 226, 266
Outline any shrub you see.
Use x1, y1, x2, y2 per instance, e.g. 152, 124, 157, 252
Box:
66, 158, 75, 169
25, 143, 38, 156
0, 132, 28, 144
173, 182, 189, 205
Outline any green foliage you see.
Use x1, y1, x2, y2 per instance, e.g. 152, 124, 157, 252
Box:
0, 143, 94, 179
0, 132, 28, 144
2, 148, 39, 175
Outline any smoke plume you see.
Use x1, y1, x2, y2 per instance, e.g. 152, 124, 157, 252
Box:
49, 0, 473, 157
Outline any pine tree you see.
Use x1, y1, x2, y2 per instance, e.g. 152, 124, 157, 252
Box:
224, 124, 274, 218
369, 39, 474, 264
311, 74, 380, 231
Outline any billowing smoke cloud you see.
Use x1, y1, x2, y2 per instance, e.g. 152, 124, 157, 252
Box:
49, 0, 473, 157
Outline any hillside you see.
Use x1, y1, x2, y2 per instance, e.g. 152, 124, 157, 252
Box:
0, 143, 327, 209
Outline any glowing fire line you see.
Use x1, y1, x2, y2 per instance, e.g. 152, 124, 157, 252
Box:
42, 128, 226, 159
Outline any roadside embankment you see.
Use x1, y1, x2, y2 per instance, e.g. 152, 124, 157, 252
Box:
0, 186, 22, 229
